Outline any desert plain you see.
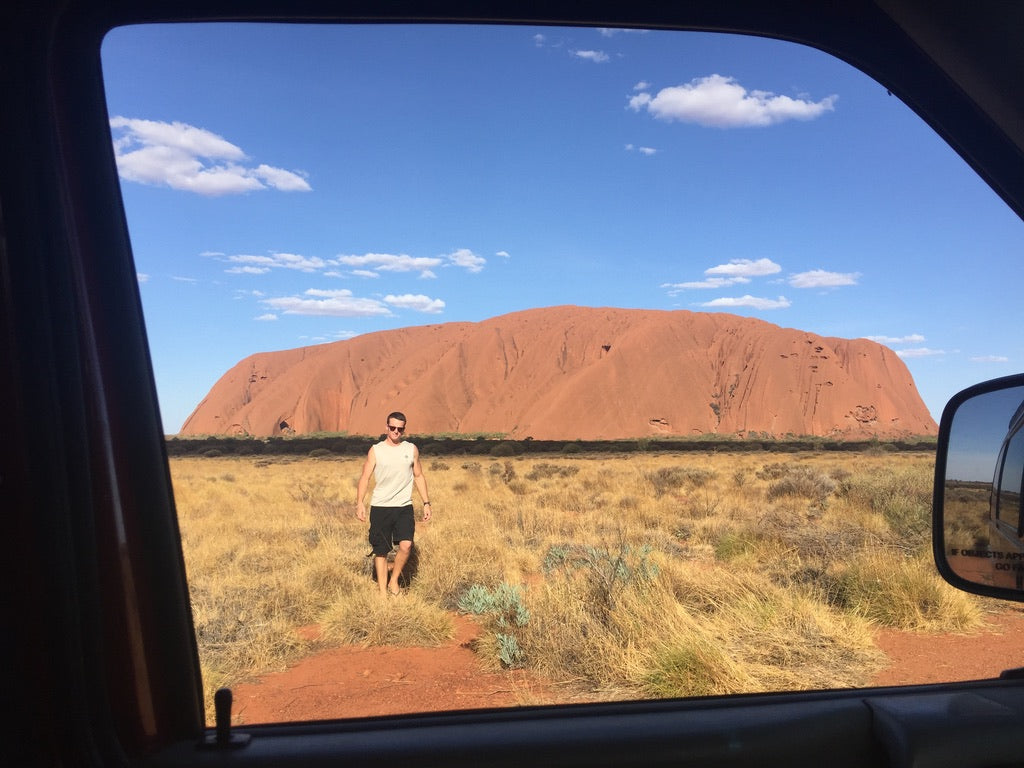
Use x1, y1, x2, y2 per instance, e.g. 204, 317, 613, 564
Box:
170, 444, 1014, 724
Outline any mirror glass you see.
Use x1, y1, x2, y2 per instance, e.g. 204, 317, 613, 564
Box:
942, 381, 1024, 594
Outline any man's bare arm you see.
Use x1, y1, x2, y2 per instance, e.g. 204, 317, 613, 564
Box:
355, 447, 375, 521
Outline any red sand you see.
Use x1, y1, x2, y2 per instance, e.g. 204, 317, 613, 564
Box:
230, 608, 1024, 725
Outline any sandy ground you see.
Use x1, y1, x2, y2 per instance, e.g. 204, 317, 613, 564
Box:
229, 606, 1024, 725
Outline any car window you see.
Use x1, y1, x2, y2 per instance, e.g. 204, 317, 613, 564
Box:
101, 22, 1024, 725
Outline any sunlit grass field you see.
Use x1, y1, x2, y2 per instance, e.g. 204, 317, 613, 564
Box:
171, 448, 981, 719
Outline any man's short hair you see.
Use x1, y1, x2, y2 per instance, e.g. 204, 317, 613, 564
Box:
387, 411, 407, 425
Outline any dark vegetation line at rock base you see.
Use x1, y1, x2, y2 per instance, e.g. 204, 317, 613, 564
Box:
165, 433, 937, 458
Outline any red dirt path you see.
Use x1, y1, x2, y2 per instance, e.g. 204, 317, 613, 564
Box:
231, 608, 1024, 725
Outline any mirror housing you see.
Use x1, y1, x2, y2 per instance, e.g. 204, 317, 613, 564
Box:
934, 373, 1024, 601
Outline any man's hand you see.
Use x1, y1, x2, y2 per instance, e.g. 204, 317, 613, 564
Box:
356, 502, 366, 522
422, 503, 432, 522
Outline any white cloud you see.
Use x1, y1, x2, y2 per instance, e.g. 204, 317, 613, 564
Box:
137, 273, 149, 283
109, 116, 312, 196
255, 314, 278, 321
706, 258, 782, 278
496, 250, 510, 259
384, 294, 446, 313
574, 50, 610, 63
701, 295, 791, 310
335, 252, 442, 278
263, 288, 391, 317
662, 277, 750, 294
628, 74, 837, 128
865, 334, 926, 344
172, 276, 198, 283
226, 266, 271, 275
634, 81, 651, 91
351, 269, 380, 279
896, 347, 948, 358
599, 28, 648, 37
252, 164, 311, 192
533, 33, 546, 46
626, 144, 657, 155
224, 252, 327, 273
970, 355, 1010, 363
788, 269, 860, 288
446, 248, 486, 273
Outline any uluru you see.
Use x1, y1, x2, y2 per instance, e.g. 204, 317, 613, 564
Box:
179, 305, 937, 440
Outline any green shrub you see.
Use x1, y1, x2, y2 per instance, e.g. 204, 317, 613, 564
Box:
458, 582, 530, 628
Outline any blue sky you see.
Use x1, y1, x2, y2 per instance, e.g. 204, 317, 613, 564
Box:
100, 23, 1024, 435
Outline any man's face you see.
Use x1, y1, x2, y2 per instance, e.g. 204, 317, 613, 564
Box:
386, 419, 406, 443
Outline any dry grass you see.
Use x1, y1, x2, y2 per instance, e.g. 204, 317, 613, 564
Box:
171, 449, 980, 718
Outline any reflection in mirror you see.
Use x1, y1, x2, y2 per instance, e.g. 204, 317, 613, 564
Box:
941, 379, 1024, 596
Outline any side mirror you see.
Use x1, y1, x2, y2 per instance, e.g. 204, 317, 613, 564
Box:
935, 373, 1024, 601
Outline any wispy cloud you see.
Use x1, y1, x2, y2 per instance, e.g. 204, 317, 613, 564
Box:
970, 355, 1009, 363
574, 49, 609, 63
137, 273, 149, 283
384, 294, 446, 313
335, 252, 442, 278
663, 258, 780, 297
865, 334, 926, 345
896, 347, 948, 358
707, 258, 782, 278
109, 117, 311, 196
445, 248, 486, 273
700, 295, 791, 310
788, 269, 860, 288
496, 250, 511, 259
262, 289, 392, 317
625, 144, 658, 155
663, 277, 749, 294
254, 314, 278, 321
223, 252, 327, 273
629, 75, 837, 128
598, 28, 648, 37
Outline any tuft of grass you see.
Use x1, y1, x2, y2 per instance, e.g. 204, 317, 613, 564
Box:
826, 551, 981, 631
319, 591, 454, 646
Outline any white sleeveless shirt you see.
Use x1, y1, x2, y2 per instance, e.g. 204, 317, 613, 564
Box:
369, 440, 416, 507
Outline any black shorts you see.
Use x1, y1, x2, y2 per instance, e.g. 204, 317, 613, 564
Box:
368, 505, 415, 556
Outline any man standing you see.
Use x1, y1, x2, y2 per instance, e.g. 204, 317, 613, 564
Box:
356, 411, 432, 596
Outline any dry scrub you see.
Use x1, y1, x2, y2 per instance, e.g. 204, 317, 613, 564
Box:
171, 449, 979, 718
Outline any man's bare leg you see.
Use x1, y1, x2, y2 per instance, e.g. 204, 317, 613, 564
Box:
387, 540, 412, 594
374, 556, 389, 596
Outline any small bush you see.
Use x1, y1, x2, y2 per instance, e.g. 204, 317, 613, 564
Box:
765, 465, 836, 506
826, 552, 980, 631
646, 467, 717, 496
526, 463, 581, 481
495, 633, 525, 668
458, 582, 530, 628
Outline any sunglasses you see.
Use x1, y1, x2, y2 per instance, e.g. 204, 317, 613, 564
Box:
387, 424, 406, 433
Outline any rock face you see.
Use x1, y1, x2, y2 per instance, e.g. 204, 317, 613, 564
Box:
179, 306, 937, 439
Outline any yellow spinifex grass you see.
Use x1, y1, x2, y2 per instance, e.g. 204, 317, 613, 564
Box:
172, 448, 982, 720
